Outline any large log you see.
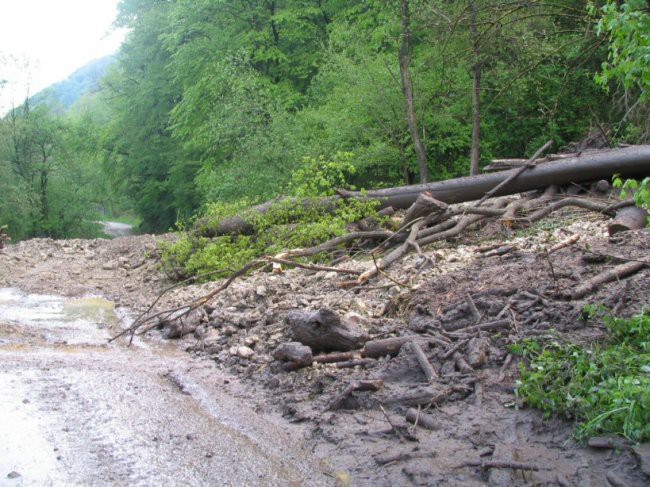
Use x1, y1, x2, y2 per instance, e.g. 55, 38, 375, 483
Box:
203, 146, 650, 236
340, 145, 650, 209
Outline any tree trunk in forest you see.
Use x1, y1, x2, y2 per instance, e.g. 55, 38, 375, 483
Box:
399, 0, 430, 183
469, 0, 481, 176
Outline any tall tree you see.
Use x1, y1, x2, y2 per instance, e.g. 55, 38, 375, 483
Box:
398, 0, 429, 183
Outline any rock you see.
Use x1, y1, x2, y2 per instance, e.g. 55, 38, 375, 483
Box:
243, 335, 259, 347
203, 328, 221, 344
102, 261, 118, 270
6, 471, 21, 479
272, 342, 313, 368
223, 326, 237, 337
255, 285, 268, 297
343, 311, 369, 326
236, 346, 255, 360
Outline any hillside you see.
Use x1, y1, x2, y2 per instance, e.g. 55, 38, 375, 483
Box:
31, 54, 115, 113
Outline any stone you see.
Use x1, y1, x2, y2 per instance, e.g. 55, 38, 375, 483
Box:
272, 342, 313, 367
236, 346, 255, 360
344, 311, 369, 326
7, 472, 21, 479
223, 326, 237, 337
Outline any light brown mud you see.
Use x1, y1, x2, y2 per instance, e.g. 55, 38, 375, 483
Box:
0, 288, 328, 486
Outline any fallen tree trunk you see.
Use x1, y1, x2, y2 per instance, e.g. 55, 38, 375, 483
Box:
339, 145, 650, 209
204, 146, 650, 236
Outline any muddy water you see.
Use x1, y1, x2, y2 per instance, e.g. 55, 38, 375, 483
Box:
0, 288, 326, 486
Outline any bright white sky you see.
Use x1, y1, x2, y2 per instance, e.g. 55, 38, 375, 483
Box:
0, 0, 126, 112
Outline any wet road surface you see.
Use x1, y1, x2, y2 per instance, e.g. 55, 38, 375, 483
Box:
101, 222, 134, 238
0, 288, 326, 486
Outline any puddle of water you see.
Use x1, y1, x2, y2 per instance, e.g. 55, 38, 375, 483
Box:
0, 288, 119, 346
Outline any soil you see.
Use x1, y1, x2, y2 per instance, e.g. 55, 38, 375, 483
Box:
1, 205, 649, 486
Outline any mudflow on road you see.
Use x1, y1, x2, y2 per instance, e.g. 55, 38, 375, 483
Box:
0, 287, 327, 486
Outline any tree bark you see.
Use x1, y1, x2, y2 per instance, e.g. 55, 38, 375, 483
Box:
202, 146, 650, 236
340, 145, 650, 209
399, 0, 430, 183
469, 0, 481, 176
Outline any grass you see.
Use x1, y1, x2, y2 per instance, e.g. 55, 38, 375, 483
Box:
514, 311, 650, 442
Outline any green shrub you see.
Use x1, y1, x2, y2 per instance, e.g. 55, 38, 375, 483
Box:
161, 153, 383, 279
515, 312, 650, 442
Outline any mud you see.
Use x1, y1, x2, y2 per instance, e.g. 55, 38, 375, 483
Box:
0, 288, 327, 486
0, 208, 649, 486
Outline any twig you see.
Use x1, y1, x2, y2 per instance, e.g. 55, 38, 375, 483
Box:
110, 259, 268, 343
476, 140, 554, 206
456, 460, 540, 471
571, 260, 647, 300
497, 353, 513, 382
407, 341, 439, 382
441, 339, 469, 360
465, 293, 482, 323
405, 407, 439, 430
264, 256, 360, 275
548, 234, 580, 254
358, 220, 424, 284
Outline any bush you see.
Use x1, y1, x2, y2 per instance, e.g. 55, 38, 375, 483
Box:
515, 312, 650, 441
161, 153, 382, 279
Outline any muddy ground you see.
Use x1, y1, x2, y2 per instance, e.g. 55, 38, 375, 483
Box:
1, 204, 648, 486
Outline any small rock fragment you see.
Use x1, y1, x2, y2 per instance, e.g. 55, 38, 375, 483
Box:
236, 346, 255, 360
7, 472, 21, 479
272, 342, 313, 368
102, 261, 118, 270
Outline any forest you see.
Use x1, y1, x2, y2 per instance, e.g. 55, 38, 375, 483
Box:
0, 0, 648, 240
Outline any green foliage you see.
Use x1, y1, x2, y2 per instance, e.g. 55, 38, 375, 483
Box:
613, 176, 650, 221
289, 152, 357, 197
161, 153, 380, 279
592, 0, 650, 98
0, 105, 105, 240
515, 312, 650, 441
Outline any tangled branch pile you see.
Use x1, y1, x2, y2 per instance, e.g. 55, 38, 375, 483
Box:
112, 144, 649, 342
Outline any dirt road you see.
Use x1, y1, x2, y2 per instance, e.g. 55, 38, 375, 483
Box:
100, 221, 134, 238
0, 288, 327, 486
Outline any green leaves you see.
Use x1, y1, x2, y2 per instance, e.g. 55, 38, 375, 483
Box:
593, 0, 650, 98
516, 312, 650, 441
